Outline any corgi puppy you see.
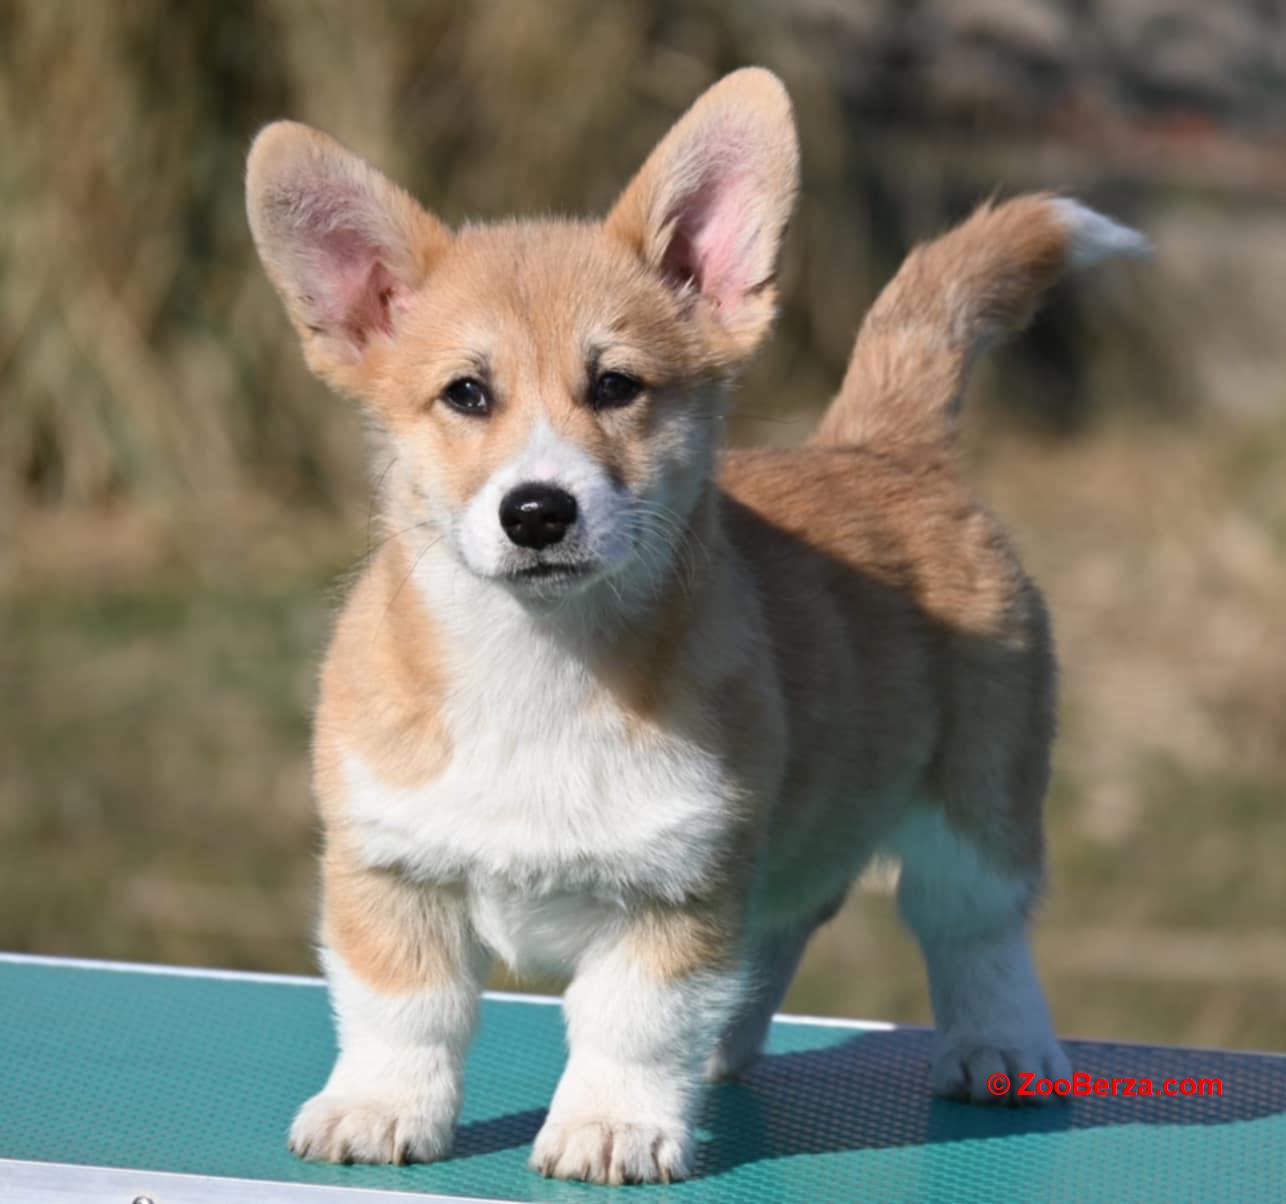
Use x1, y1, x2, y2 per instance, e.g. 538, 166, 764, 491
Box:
246, 68, 1146, 1184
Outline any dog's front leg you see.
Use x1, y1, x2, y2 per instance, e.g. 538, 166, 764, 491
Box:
532, 906, 742, 1185
290, 850, 489, 1165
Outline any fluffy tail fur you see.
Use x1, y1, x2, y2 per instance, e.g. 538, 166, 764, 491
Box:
814, 194, 1148, 450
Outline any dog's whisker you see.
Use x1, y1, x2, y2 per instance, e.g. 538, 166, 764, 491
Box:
348, 518, 436, 577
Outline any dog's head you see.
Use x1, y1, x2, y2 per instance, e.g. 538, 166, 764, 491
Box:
246, 70, 797, 604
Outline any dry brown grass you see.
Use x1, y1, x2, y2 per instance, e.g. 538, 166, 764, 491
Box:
0, 0, 854, 528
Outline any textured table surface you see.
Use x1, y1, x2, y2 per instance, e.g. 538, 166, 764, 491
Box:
1, 954, 1284, 1202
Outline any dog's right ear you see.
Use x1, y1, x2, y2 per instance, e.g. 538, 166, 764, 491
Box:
246, 122, 450, 391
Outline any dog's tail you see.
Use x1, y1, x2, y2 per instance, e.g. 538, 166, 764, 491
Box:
813, 194, 1148, 450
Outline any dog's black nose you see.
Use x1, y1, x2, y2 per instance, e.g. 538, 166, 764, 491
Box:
499, 484, 578, 549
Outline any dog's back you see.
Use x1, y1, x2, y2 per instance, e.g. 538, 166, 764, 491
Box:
720, 196, 1148, 904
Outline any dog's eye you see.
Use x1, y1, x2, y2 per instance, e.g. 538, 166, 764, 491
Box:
590, 371, 644, 410
441, 377, 491, 416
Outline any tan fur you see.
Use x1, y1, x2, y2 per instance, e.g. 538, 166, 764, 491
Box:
817, 194, 1070, 449
622, 900, 739, 981
322, 834, 475, 994
332, 222, 719, 523
313, 542, 451, 802
718, 446, 1053, 880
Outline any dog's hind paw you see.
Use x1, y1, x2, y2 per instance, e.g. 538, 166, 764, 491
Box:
932, 1035, 1072, 1105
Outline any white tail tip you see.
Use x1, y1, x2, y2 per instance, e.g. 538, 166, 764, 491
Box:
1052, 198, 1152, 269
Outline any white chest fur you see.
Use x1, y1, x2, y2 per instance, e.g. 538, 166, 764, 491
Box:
341, 715, 726, 899
339, 557, 733, 967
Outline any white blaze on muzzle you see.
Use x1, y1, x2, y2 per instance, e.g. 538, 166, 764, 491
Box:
455, 420, 633, 579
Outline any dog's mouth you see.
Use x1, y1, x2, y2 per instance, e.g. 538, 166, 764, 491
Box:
504, 560, 596, 587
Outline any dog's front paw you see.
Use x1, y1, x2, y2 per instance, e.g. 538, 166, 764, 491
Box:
289, 1092, 453, 1165
932, 1034, 1072, 1105
531, 1118, 691, 1185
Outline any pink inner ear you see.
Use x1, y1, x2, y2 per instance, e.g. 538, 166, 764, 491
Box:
662, 169, 757, 310
312, 227, 406, 348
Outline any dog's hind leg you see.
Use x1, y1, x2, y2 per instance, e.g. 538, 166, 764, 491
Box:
890, 807, 1070, 1105
705, 898, 844, 1081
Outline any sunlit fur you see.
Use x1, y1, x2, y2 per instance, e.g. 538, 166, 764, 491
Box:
247, 68, 1146, 1184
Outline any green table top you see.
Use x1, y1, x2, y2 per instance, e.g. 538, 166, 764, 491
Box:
1, 954, 1283, 1202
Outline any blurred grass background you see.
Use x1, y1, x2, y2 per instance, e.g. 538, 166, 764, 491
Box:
2, 1, 1284, 1051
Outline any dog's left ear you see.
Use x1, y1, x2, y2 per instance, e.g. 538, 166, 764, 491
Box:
606, 68, 799, 360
